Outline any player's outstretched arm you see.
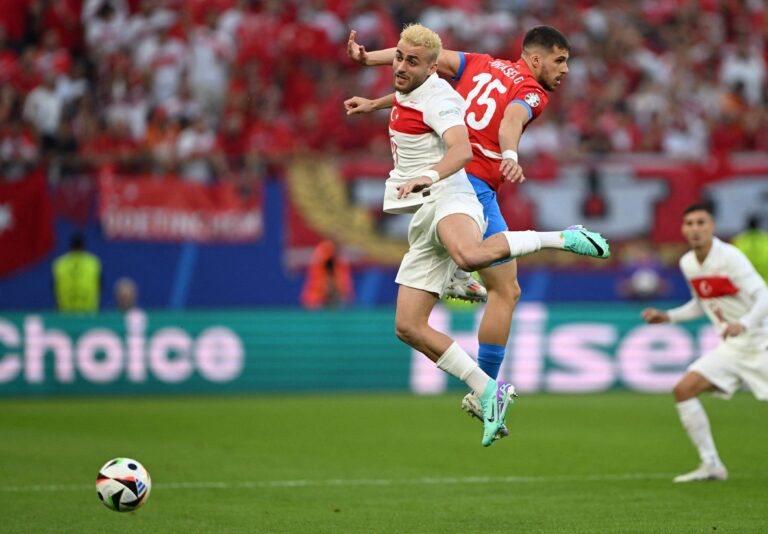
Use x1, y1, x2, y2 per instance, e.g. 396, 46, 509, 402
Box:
347, 29, 462, 78
641, 308, 670, 324
498, 103, 530, 184
344, 93, 395, 115
397, 124, 473, 198
347, 30, 395, 66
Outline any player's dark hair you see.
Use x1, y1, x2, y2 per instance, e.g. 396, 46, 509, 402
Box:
70, 233, 85, 251
522, 26, 570, 52
684, 202, 715, 216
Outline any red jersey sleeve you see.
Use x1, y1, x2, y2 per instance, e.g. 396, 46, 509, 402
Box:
508, 82, 549, 125
452, 52, 493, 82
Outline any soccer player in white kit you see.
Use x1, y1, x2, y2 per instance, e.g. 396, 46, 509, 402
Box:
345, 23, 610, 447
642, 203, 768, 482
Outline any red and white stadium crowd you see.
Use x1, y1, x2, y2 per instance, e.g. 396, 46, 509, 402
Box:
1, 0, 766, 184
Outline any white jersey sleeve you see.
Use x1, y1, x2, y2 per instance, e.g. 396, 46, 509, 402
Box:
727, 244, 766, 297
422, 91, 465, 138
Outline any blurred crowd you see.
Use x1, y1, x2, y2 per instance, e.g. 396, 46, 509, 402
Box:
1, 0, 767, 186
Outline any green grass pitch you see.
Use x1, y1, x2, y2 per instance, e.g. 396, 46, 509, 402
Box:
2, 392, 767, 533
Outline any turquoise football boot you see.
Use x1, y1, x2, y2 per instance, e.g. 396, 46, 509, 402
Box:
478, 380, 516, 447
563, 225, 610, 259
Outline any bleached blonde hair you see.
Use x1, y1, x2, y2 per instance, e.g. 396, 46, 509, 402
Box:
400, 23, 442, 62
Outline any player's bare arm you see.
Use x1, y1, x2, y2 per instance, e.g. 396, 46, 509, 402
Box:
641, 308, 670, 324
347, 29, 461, 78
344, 94, 395, 115
498, 103, 529, 184
347, 30, 393, 66
397, 124, 473, 198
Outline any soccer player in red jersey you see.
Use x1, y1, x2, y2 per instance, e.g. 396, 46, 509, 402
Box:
347, 26, 572, 437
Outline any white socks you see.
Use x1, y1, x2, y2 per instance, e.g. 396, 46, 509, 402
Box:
436, 342, 490, 393
538, 231, 566, 248
501, 230, 567, 259
676, 398, 723, 466
502, 230, 542, 258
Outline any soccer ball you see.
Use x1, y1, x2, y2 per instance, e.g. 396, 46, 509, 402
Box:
95, 458, 152, 512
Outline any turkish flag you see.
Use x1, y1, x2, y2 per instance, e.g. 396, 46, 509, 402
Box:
690, 276, 740, 299
0, 172, 54, 275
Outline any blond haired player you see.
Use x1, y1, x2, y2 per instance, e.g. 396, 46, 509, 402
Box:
642, 203, 768, 482
346, 25, 606, 439
344, 24, 610, 446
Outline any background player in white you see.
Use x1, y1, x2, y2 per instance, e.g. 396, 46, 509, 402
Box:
346, 23, 609, 446
642, 203, 768, 482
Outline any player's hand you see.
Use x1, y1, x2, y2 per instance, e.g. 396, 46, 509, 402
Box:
397, 176, 433, 198
347, 30, 368, 65
721, 322, 745, 339
641, 308, 669, 324
344, 96, 375, 115
500, 158, 525, 183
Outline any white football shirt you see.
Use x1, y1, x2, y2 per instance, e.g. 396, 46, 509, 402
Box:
383, 73, 475, 214
678, 237, 768, 342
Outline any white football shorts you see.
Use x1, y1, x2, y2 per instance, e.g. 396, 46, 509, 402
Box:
689, 337, 768, 400
395, 192, 485, 296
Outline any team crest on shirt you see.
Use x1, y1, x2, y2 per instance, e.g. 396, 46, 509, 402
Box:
524, 92, 541, 107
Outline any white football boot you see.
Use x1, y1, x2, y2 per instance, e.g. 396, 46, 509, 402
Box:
461, 391, 512, 440
444, 270, 487, 303
673, 463, 728, 483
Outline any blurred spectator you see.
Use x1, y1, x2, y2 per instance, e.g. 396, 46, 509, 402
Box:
187, 10, 234, 114
53, 233, 102, 313
55, 59, 90, 110
33, 30, 71, 76
133, 23, 186, 105
732, 216, 768, 283
162, 82, 203, 125
38, 0, 83, 52
719, 35, 766, 106
105, 68, 149, 141
114, 276, 139, 312
300, 239, 354, 310
22, 73, 63, 151
176, 114, 227, 183
83, 1, 128, 61
47, 119, 80, 181
144, 106, 179, 174
124, 0, 177, 45
0, 119, 38, 181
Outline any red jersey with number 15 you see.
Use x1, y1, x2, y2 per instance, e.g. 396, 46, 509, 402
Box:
453, 52, 549, 190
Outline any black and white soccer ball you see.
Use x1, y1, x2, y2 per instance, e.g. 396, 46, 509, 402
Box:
95, 458, 151, 512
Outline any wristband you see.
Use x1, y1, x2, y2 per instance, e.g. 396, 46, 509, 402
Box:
502, 150, 518, 162
422, 169, 440, 184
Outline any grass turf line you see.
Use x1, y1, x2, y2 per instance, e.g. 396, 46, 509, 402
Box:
1, 392, 766, 533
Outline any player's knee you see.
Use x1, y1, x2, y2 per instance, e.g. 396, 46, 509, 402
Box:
486, 276, 521, 304
452, 249, 482, 272
395, 320, 421, 347
502, 279, 522, 302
